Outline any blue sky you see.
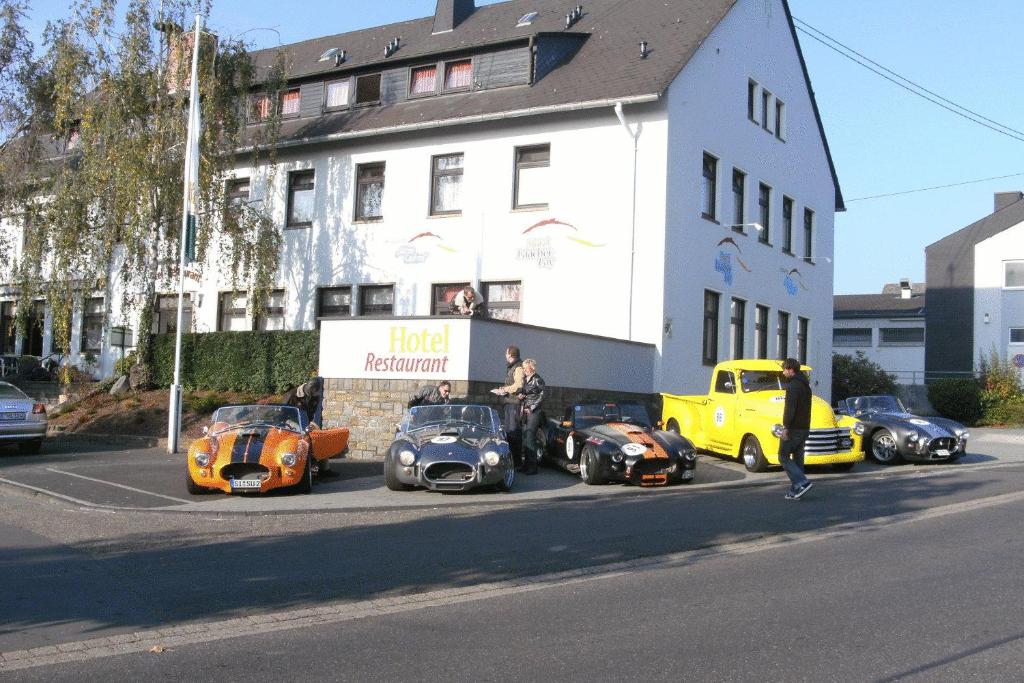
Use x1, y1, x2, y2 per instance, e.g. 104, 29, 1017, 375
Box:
22, 0, 1023, 294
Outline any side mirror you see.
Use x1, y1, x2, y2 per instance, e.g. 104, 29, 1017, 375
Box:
561, 420, 572, 428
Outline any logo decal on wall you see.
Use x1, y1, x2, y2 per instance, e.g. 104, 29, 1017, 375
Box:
394, 231, 458, 264
521, 218, 606, 248
714, 237, 753, 285
781, 267, 809, 296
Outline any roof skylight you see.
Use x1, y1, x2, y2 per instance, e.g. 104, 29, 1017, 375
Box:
516, 11, 539, 27
318, 48, 341, 62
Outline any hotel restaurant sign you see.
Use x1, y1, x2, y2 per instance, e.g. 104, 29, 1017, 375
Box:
319, 318, 471, 380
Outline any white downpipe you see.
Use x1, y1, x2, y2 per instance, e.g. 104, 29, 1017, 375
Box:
614, 102, 640, 342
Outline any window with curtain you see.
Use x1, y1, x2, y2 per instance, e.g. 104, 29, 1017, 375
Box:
279, 88, 300, 116
325, 79, 351, 109
514, 145, 550, 209
430, 153, 464, 215
355, 163, 385, 221
410, 65, 437, 95
249, 93, 271, 122
443, 59, 472, 90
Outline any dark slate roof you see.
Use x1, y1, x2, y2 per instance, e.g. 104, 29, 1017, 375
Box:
926, 191, 1024, 254
243, 0, 842, 209
834, 286, 926, 319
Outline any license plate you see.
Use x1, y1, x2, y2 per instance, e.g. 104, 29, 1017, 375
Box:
935, 449, 950, 457
680, 470, 694, 479
230, 479, 262, 490
0, 412, 25, 422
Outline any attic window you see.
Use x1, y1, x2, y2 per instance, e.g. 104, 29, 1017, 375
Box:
318, 48, 342, 62
516, 11, 539, 27
355, 73, 382, 105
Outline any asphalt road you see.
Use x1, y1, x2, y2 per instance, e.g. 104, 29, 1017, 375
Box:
1, 430, 1022, 679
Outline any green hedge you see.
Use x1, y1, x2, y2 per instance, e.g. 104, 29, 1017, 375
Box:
927, 378, 983, 425
152, 330, 319, 393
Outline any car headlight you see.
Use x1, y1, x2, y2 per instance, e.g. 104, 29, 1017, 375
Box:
957, 429, 969, 439
398, 449, 417, 466
621, 443, 647, 457
280, 452, 297, 467
611, 453, 624, 463
907, 432, 919, 442
483, 451, 500, 467
193, 451, 211, 468
853, 422, 866, 436
683, 450, 696, 461
771, 424, 784, 438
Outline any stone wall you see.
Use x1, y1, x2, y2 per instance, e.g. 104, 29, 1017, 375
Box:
324, 378, 658, 460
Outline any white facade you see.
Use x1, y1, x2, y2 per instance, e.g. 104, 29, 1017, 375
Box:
974, 221, 1024, 381
833, 317, 926, 384
1, 0, 842, 396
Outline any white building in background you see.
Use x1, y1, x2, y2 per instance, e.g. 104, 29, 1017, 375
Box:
833, 281, 926, 385
1, 0, 845, 397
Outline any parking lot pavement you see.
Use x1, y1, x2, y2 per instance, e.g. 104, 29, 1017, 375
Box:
1, 428, 1020, 513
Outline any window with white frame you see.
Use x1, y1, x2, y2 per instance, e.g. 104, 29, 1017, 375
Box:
287, 170, 315, 227
482, 281, 521, 321
701, 153, 717, 222
514, 144, 550, 209
324, 79, 351, 109
355, 162, 385, 221
256, 289, 286, 331
430, 153, 464, 216
279, 88, 300, 116
218, 292, 249, 332
1005, 261, 1024, 288
153, 294, 192, 335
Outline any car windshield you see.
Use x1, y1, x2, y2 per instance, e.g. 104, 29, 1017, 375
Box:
849, 396, 905, 414
211, 405, 303, 433
403, 404, 498, 433
573, 402, 652, 428
0, 383, 28, 400
740, 370, 813, 393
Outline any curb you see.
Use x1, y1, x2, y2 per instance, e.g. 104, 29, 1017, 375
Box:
1, 456, 1019, 517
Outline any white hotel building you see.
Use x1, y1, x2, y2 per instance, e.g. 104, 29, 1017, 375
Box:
2, 0, 844, 440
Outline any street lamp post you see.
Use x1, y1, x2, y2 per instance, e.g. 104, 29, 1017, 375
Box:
167, 14, 204, 454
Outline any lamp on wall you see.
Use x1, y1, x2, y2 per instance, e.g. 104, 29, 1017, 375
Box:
984, 312, 991, 324
804, 255, 833, 263
724, 222, 764, 232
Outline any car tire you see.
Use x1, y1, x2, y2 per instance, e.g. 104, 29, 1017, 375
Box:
384, 455, 414, 491
294, 456, 313, 494
831, 462, 856, 472
741, 436, 769, 473
186, 474, 209, 495
579, 445, 606, 485
870, 429, 903, 465
666, 419, 681, 435
495, 461, 515, 492
18, 440, 42, 455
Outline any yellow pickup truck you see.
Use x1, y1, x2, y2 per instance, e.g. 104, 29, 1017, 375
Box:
661, 359, 864, 472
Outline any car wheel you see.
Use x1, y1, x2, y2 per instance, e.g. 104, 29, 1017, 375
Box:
495, 461, 515, 492
741, 436, 769, 473
579, 445, 606, 485
666, 419, 680, 435
185, 474, 209, 495
565, 432, 578, 461
831, 462, 856, 472
293, 456, 313, 494
384, 455, 414, 491
870, 429, 903, 465
18, 440, 42, 455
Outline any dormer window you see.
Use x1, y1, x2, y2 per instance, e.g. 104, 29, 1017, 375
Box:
249, 93, 272, 122
410, 65, 438, 96
325, 79, 351, 109
516, 11, 539, 27
355, 74, 381, 105
279, 88, 300, 116
248, 88, 300, 122
443, 59, 472, 91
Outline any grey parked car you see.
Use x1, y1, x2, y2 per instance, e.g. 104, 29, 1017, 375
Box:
0, 381, 47, 454
836, 395, 968, 465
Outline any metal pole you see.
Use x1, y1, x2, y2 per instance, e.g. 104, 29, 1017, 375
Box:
168, 14, 204, 454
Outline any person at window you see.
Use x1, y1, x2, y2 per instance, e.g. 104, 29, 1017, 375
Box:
408, 381, 452, 408
448, 286, 481, 316
779, 358, 813, 500
491, 345, 525, 467
516, 358, 545, 475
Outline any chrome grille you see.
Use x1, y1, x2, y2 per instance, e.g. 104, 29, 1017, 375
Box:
804, 428, 854, 454
928, 437, 957, 458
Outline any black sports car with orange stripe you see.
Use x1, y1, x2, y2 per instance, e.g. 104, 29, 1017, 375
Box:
544, 402, 696, 486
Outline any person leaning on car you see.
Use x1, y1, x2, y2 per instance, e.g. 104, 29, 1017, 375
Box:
492, 345, 526, 467
516, 358, 545, 475
408, 381, 452, 408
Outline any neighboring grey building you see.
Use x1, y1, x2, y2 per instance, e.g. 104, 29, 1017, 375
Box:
834, 280, 926, 384
925, 191, 1024, 382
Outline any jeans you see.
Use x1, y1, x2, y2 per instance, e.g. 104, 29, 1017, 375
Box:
522, 408, 543, 470
503, 403, 523, 465
779, 429, 809, 491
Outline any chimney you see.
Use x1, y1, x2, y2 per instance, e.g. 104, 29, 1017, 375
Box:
994, 191, 1023, 213
433, 0, 475, 34
899, 278, 912, 299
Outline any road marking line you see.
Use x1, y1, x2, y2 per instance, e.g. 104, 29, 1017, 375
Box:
4, 488, 1024, 672
44, 468, 192, 504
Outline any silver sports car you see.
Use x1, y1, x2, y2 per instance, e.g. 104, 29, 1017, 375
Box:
0, 381, 47, 454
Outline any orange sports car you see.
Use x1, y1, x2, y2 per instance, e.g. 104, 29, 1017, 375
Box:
186, 404, 350, 495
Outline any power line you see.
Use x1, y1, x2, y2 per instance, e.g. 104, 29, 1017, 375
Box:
793, 18, 1024, 144
847, 172, 1024, 202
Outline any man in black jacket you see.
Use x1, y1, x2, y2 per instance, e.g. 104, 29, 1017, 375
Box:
779, 358, 813, 500
407, 381, 452, 408
517, 358, 545, 475
492, 345, 525, 467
